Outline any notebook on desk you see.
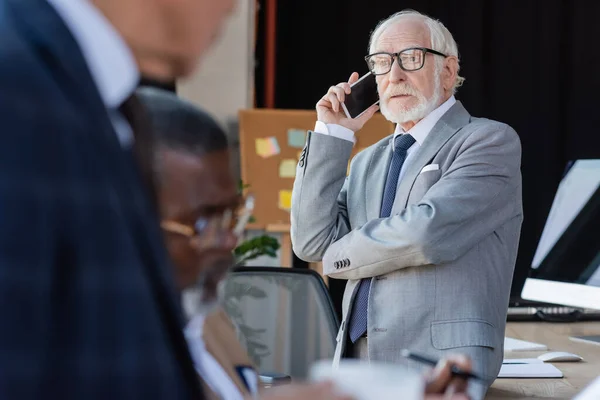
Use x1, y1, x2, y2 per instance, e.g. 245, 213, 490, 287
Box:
498, 363, 563, 378
504, 337, 548, 352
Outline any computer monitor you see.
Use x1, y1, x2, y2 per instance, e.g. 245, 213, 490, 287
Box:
521, 159, 600, 343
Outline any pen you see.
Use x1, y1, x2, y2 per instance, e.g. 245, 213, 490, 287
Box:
400, 349, 486, 382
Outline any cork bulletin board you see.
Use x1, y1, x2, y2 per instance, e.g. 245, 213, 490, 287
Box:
239, 109, 394, 229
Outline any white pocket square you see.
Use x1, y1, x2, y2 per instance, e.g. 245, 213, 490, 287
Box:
420, 164, 439, 173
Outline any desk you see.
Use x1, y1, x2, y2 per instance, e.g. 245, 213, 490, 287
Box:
487, 321, 600, 399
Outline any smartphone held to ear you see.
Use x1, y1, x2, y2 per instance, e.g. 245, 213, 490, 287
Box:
341, 72, 380, 119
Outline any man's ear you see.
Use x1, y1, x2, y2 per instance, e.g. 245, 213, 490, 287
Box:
443, 56, 459, 92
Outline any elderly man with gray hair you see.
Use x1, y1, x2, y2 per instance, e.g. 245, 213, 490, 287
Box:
291, 9, 523, 399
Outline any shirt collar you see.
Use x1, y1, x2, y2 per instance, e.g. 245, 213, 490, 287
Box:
185, 313, 207, 340
46, 0, 140, 109
392, 95, 456, 147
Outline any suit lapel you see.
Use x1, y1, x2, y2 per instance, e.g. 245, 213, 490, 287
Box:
393, 101, 471, 210
365, 137, 394, 221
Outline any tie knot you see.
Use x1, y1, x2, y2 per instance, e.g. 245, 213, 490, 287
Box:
395, 134, 416, 151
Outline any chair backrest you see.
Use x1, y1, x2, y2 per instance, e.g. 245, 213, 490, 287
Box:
222, 267, 339, 380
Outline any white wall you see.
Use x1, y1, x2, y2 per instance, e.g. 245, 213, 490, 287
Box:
177, 0, 255, 128
177, 0, 255, 182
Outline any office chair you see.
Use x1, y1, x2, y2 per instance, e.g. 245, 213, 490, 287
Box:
222, 267, 339, 384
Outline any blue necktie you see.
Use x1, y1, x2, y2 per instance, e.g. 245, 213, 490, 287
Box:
347, 134, 416, 343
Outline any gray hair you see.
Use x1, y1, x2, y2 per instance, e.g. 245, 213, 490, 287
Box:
368, 10, 465, 93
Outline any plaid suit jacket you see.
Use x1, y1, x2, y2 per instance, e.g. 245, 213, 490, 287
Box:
0, 0, 204, 398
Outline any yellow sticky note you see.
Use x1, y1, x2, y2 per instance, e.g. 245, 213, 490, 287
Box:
279, 159, 297, 178
255, 138, 269, 157
255, 137, 280, 158
279, 190, 292, 211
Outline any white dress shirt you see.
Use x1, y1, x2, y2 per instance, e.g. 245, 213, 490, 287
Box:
185, 314, 246, 400
314, 95, 456, 185
46, 0, 139, 147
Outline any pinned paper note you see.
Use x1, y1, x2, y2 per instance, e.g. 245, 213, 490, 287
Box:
287, 129, 306, 148
255, 137, 280, 158
279, 190, 292, 211
279, 159, 297, 178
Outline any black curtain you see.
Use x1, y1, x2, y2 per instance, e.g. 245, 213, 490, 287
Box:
263, 0, 600, 315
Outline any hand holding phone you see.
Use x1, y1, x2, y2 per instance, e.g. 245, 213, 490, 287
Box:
341, 72, 380, 119
316, 72, 379, 133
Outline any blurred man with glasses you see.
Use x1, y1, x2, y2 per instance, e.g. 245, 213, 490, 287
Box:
291, 9, 523, 399
137, 87, 355, 400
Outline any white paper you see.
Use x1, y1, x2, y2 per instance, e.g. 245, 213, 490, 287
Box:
503, 358, 543, 364
310, 360, 424, 400
504, 337, 548, 352
574, 376, 600, 400
498, 363, 563, 378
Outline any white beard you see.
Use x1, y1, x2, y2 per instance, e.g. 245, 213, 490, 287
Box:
380, 69, 443, 125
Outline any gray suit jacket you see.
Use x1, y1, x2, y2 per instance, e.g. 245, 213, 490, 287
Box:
291, 101, 523, 399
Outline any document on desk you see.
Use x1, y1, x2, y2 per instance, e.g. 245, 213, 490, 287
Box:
498, 363, 563, 378
504, 337, 548, 352
502, 358, 543, 364
574, 376, 600, 399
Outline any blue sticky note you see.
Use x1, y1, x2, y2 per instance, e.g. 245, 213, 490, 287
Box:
287, 129, 307, 148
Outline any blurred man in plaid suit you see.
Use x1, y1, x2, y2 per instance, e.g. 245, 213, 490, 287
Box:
0, 0, 234, 398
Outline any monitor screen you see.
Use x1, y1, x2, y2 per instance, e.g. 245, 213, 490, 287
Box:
522, 159, 600, 309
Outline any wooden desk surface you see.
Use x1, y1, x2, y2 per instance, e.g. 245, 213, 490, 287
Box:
487, 321, 600, 399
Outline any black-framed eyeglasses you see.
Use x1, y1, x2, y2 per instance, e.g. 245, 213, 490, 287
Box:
365, 47, 447, 75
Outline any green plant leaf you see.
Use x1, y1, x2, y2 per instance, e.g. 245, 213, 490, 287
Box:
234, 234, 281, 264
234, 180, 280, 264
238, 180, 251, 192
